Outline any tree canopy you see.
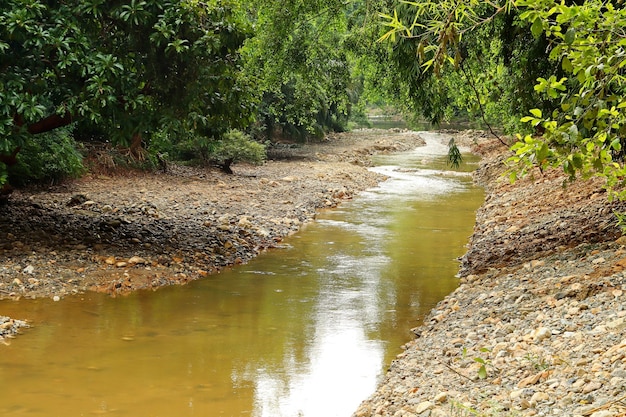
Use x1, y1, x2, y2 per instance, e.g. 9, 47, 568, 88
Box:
379, 0, 626, 197
1, 0, 254, 138
1, 0, 254, 183
3, 0, 625, 198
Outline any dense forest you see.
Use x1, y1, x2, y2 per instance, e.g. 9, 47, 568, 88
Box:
2, 0, 626, 197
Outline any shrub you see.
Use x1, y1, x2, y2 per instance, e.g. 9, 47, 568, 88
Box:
9, 127, 84, 186
209, 130, 266, 174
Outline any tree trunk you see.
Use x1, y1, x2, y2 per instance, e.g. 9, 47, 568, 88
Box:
221, 158, 234, 174
129, 132, 145, 160
0, 147, 21, 167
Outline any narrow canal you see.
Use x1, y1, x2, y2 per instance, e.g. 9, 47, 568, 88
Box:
0, 132, 484, 416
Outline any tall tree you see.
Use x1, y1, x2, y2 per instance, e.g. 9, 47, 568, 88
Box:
242, 0, 358, 140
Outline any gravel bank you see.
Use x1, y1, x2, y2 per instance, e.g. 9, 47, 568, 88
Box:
353, 136, 626, 417
0, 129, 425, 339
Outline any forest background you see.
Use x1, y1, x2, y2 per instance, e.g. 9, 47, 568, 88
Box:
2, 0, 626, 199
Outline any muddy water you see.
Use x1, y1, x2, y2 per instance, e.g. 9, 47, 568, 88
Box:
0, 132, 483, 417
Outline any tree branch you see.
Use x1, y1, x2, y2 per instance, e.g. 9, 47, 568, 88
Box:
26, 112, 74, 135
460, 62, 508, 146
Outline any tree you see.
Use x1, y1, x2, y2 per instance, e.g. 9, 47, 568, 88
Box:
242, 0, 359, 141
379, 0, 626, 198
0, 0, 254, 185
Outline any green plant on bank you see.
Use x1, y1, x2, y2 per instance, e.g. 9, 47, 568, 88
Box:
449, 348, 518, 417
448, 138, 463, 169
150, 129, 265, 174
462, 346, 494, 380
209, 130, 266, 174
8, 126, 84, 185
449, 399, 519, 417
378, 0, 626, 199
523, 352, 551, 372
614, 210, 626, 234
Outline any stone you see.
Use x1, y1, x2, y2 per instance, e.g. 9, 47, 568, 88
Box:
582, 381, 603, 394
533, 327, 551, 342
607, 318, 626, 331
128, 256, 147, 265
433, 392, 448, 404
510, 389, 525, 399
518, 372, 543, 388
530, 391, 550, 403
238, 217, 253, 228
414, 401, 434, 414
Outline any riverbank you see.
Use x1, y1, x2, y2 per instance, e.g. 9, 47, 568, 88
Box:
353, 136, 626, 417
0, 129, 426, 342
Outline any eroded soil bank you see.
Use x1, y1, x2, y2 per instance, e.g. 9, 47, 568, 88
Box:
353, 136, 626, 417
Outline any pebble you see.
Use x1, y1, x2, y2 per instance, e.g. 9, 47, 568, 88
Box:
0, 316, 28, 341
414, 401, 433, 414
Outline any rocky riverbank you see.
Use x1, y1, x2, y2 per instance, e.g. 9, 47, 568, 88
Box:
0, 129, 426, 341
353, 136, 626, 417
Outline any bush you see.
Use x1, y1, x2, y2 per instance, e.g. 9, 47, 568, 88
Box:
209, 130, 266, 174
9, 127, 84, 186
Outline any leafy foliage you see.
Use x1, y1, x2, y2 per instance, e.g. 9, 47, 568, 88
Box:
150, 128, 265, 174
507, 0, 626, 199
1, 0, 253, 185
210, 130, 266, 173
379, 0, 626, 198
242, 0, 358, 141
8, 127, 84, 185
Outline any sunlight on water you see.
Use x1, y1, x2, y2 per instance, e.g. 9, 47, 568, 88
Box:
0, 132, 483, 417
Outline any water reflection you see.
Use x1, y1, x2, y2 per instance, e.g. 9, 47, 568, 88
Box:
0, 132, 483, 417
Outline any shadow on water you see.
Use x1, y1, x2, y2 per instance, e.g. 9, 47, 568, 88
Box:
0, 132, 484, 417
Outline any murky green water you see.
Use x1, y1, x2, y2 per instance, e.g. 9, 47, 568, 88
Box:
0, 132, 483, 417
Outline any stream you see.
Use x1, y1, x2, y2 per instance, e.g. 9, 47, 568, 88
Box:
0, 132, 484, 416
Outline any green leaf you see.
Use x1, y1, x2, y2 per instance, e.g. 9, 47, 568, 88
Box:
531, 17, 543, 39
537, 142, 549, 161
562, 57, 573, 72
593, 158, 604, 171
530, 108, 542, 118
564, 28, 576, 45
478, 365, 487, 379
611, 138, 622, 151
